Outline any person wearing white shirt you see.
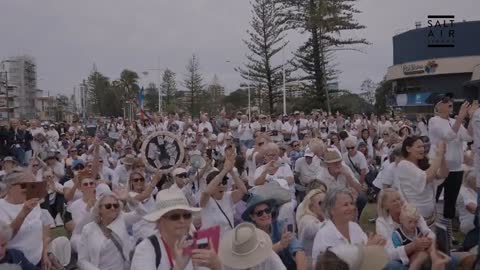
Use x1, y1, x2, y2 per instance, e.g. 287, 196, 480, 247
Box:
294, 150, 321, 186
428, 96, 474, 234
200, 157, 247, 237
238, 115, 254, 150
131, 190, 220, 270
312, 188, 382, 269
415, 115, 428, 136
455, 170, 478, 251
229, 112, 242, 143
396, 136, 449, 225
113, 155, 135, 188
375, 189, 434, 267
378, 115, 393, 136
318, 148, 366, 219
245, 135, 268, 187
77, 191, 146, 270
268, 115, 284, 143
295, 189, 325, 268
198, 115, 213, 134
0, 169, 59, 267
342, 137, 369, 185
282, 117, 299, 144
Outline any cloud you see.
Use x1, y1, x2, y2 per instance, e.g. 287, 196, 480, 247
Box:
0, 0, 478, 98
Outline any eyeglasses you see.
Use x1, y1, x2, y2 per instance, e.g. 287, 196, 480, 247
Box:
176, 173, 188, 178
132, 177, 145, 183
102, 203, 120, 210
82, 182, 95, 187
346, 147, 355, 150
293, 144, 300, 147
254, 207, 272, 217
13, 183, 27, 189
165, 212, 193, 221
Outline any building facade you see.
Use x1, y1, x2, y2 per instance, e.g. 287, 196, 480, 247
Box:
385, 21, 480, 114
0, 56, 38, 120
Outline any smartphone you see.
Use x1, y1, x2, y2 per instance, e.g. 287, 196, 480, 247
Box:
26, 181, 48, 200
435, 223, 450, 256
260, 127, 266, 132
287, 224, 294, 233
196, 237, 209, 249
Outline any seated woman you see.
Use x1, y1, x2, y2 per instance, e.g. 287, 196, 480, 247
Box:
376, 188, 435, 270
456, 170, 478, 251
312, 187, 386, 269
295, 189, 326, 269
0, 168, 71, 268
242, 194, 307, 270
200, 149, 247, 237
0, 220, 39, 270
77, 190, 145, 270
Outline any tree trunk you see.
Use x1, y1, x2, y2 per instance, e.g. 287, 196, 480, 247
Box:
309, 0, 324, 104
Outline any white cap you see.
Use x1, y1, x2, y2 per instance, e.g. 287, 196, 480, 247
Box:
172, 167, 187, 176
304, 149, 315, 157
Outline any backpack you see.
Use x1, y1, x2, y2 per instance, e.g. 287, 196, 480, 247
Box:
148, 235, 162, 268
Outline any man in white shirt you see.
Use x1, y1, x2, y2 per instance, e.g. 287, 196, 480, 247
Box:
294, 149, 321, 186
318, 148, 366, 219
268, 114, 283, 143
428, 94, 473, 233
198, 114, 213, 133
342, 137, 369, 186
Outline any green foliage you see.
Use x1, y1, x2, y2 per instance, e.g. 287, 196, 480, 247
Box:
85, 67, 127, 117
224, 88, 248, 112
374, 79, 393, 114
329, 91, 374, 115
183, 54, 204, 117
144, 82, 159, 112
238, 0, 293, 114
161, 69, 177, 110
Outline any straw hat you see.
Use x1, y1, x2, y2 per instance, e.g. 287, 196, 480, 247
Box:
121, 154, 136, 166
219, 223, 273, 269
330, 244, 388, 270
143, 189, 201, 222
323, 148, 342, 164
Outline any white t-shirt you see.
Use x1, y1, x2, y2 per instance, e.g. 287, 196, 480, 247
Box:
373, 161, 398, 190
396, 160, 439, 219
269, 120, 284, 142
377, 120, 393, 135
67, 198, 90, 225
342, 151, 369, 180
0, 199, 50, 264
63, 179, 83, 203
238, 123, 254, 141
282, 122, 299, 143
129, 191, 157, 242
456, 186, 477, 234
198, 122, 213, 133
317, 165, 358, 191
312, 219, 367, 268
246, 148, 260, 187
254, 163, 295, 200
294, 157, 322, 185
201, 191, 235, 237
428, 116, 472, 171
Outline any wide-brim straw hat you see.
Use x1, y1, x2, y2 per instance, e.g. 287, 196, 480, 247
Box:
219, 223, 273, 269
143, 189, 201, 222
330, 244, 388, 270
121, 154, 136, 166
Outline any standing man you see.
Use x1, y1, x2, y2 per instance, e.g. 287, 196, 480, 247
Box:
428, 93, 473, 244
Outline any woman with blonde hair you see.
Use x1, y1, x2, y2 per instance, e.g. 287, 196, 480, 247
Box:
375, 188, 434, 269
296, 188, 327, 269
456, 169, 478, 251
77, 191, 146, 270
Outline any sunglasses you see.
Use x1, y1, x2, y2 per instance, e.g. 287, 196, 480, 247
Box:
383, 133, 389, 136
176, 173, 188, 178
32, 164, 39, 167
346, 147, 355, 150
254, 207, 272, 217
165, 212, 192, 221
257, 142, 264, 147
132, 177, 145, 183
102, 203, 120, 210
82, 181, 95, 187
293, 144, 300, 147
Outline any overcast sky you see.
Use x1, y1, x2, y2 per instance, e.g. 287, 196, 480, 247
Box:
1, 0, 479, 97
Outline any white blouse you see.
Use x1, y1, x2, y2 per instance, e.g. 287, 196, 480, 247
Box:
298, 214, 323, 266
311, 219, 367, 268
456, 186, 477, 234
376, 215, 434, 265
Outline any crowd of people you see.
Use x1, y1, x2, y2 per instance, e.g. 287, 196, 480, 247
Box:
0, 95, 479, 270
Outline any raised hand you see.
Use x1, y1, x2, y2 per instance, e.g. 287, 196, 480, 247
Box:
458, 101, 471, 120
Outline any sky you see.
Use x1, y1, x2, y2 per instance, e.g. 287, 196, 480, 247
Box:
0, 0, 479, 97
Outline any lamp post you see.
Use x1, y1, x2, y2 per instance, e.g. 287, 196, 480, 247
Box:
226, 60, 251, 120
